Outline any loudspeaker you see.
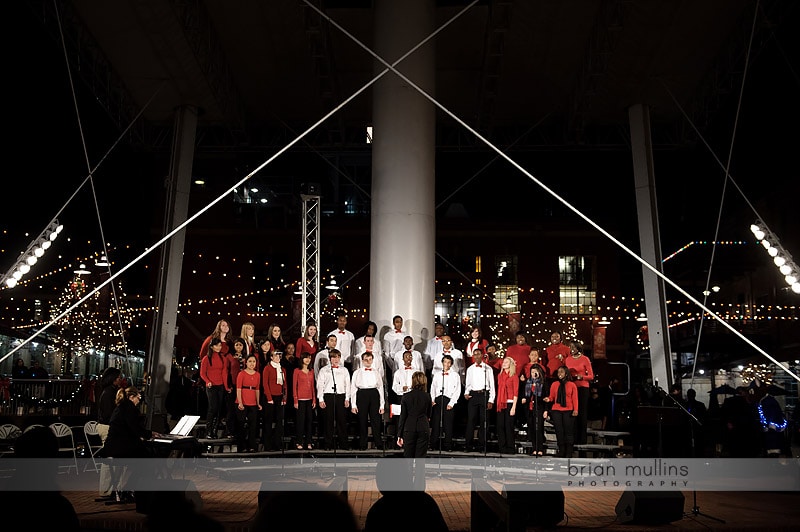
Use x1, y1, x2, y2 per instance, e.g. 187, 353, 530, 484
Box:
135, 479, 203, 515
503, 488, 565, 528
615, 490, 684, 524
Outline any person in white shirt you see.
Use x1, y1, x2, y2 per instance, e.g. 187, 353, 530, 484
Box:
433, 336, 464, 381
350, 352, 385, 450
317, 350, 351, 450
392, 351, 417, 397
424, 322, 446, 373
314, 334, 337, 379
352, 335, 387, 383
355, 321, 382, 364
430, 354, 461, 452
392, 336, 425, 374
327, 312, 356, 368
382, 315, 406, 361
463, 349, 496, 452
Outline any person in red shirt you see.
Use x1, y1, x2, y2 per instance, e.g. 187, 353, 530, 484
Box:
199, 319, 233, 360
223, 338, 247, 437
565, 340, 594, 445
496, 358, 519, 454
296, 322, 318, 365
544, 365, 578, 458
200, 337, 229, 439
235, 354, 262, 452
464, 326, 489, 367
293, 351, 316, 450
544, 331, 570, 379
262, 351, 287, 451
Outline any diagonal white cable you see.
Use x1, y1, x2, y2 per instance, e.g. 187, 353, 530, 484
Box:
305, 1, 799, 382
689, 0, 761, 388
0, 0, 479, 364
54, 0, 136, 377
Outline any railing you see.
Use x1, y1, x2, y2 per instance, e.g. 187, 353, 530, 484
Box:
0, 378, 94, 417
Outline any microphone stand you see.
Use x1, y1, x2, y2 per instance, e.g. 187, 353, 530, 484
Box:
656, 385, 725, 524
483, 364, 490, 457
438, 372, 445, 462
330, 366, 338, 475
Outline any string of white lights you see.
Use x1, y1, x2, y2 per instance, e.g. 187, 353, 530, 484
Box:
750, 221, 799, 294
1, 220, 64, 288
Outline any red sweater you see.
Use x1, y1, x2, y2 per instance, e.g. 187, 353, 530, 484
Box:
293, 368, 316, 406
547, 380, 578, 413
262, 364, 287, 403
565, 354, 593, 388
545, 343, 570, 378
505, 344, 530, 373
226, 353, 244, 389
496, 371, 518, 412
296, 338, 317, 362
236, 370, 261, 406
200, 352, 228, 389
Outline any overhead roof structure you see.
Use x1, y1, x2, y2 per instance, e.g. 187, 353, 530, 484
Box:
3, 0, 798, 366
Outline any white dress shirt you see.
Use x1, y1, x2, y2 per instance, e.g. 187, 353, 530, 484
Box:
433, 348, 464, 378
313, 349, 331, 379
424, 336, 444, 370
317, 364, 351, 402
391, 349, 425, 373
327, 328, 356, 363
351, 351, 387, 383
392, 365, 417, 396
355, 335, 382, 358
382, 329, 405, 359
464, 363, 496, 403
350, 367, 385, 409
430, 370, 462, 407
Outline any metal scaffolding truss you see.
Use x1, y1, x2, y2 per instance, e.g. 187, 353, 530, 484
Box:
301, 194, 321, 333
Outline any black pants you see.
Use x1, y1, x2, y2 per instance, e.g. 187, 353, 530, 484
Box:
205, 384, 226, 436
224, 389, 238, 436
465, 392, 488, 450
403, 429, 429, 458
295, 399, 314, 447
356, 388, 382, 450
262, 401, 285, 451
323, 393, 349, 449
496, 405, 516, 453
551, 410, 575, 458
527, 396, 546, 453
236, 404, 259, 451
431, 395, 455, 451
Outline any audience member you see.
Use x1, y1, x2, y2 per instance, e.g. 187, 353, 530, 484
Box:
253, 491, 357, 532
4, 425, 80, 531
11, 358, 28, 379
364, 458, 448, 532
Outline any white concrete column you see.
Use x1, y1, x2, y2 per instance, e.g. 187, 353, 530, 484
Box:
370, 0, 436, 346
